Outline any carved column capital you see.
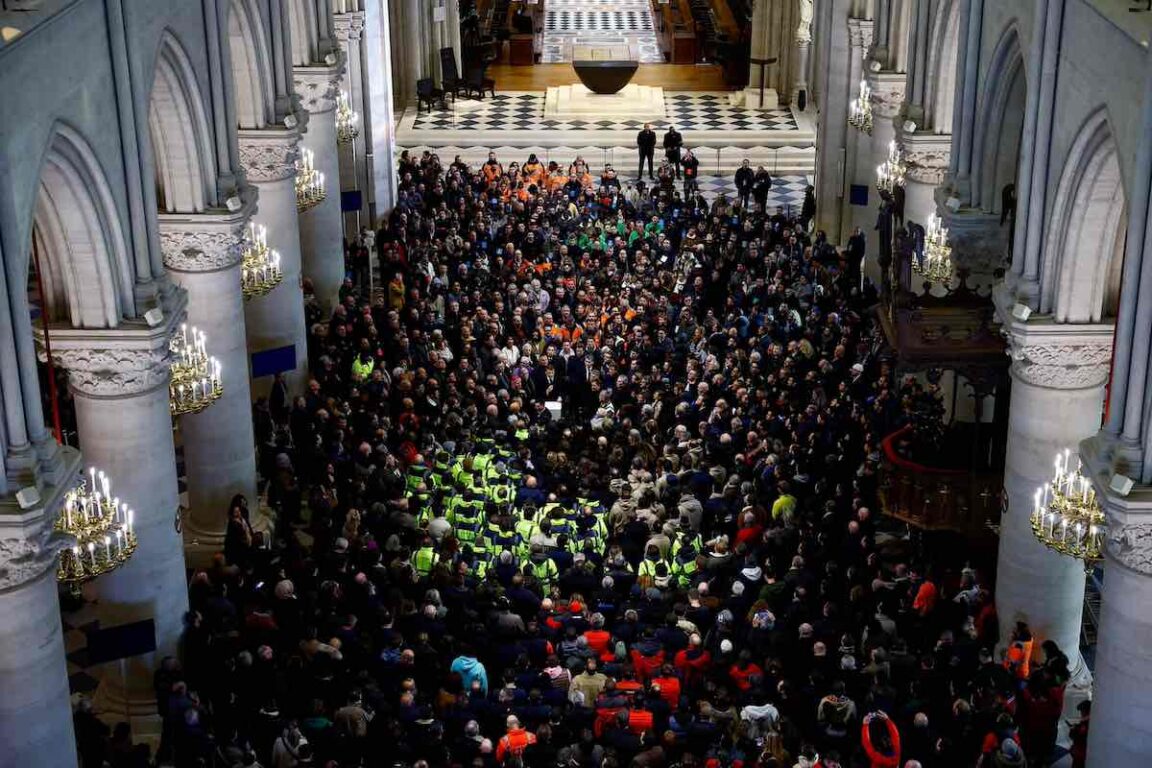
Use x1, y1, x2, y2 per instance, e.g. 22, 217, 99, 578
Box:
994, 289, 1114, 390
293, 61, 344, 115
238, 129, 301, 183
334, 11, 366, 42
37, 290, 188, 398
847, 18, 874, 52
901, 133, 953, 185
0, 531, 62, 592
867, 72, 906, 119
1107, 523, 1152, 576
158, 193, 255, 273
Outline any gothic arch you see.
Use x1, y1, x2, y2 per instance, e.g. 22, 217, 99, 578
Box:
149, 31, 216, 213
227, 0, 276, 129
1040, 109, 1126, 323
288, 0, 319, 66
972, 24, 1026, 213
923, 0, 960, 134
29, 124, 133, 328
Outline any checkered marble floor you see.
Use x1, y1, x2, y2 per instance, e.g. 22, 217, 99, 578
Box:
412, 92, 798, 132
692, 174, 810, 214
542, 0, 663, 63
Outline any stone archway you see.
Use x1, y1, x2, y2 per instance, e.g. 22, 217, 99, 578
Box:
972, 25, 1025, 214
149, 32, 217, 213
1041, 110, 1127, 323
30, 124, 134, 328
228, 0, 277, 129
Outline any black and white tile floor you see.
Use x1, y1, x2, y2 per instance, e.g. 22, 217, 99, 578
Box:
542, 0, 663, 63
412, 92, 798, 133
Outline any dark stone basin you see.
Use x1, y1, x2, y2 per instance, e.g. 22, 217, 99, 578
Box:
572, 60, 639, 95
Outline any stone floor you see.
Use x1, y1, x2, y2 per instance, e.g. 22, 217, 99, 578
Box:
541, 0, 663, 63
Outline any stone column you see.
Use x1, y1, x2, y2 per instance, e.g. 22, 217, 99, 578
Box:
295, 62, 347, 310
158, 195, 259, 557
745, 0, 781, 109
993, 289, 1113, 679
238, 128, 310, 395
46, 291, 190, 718
860, 73, 904, 266
901, 132, 951, 228
0, 505, 82, 768
335, 10, 369, 233
365, 0, 398, 217
814, 0, 854, 242
1081, 509, 1152, 766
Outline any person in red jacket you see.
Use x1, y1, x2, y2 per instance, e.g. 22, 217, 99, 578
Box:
728, 650, 763, 692
651, 666, 682, 707
584, 613, 613, 660
861, 711, 901, 768
495, 715, 537, 764
673, 633, 712, 688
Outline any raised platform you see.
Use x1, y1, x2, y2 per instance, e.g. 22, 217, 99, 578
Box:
544, 82, 665, 119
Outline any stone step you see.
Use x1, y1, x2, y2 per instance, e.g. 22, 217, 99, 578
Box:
398, 144, 816, 175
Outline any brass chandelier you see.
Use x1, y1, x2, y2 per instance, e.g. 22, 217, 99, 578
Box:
875, 140, 906, 193
848, 78, 872, 134
56, 468, 138, 586
1030, 450, 1105, 562
295, 147, 326, 212
241, 222, 283, 299
336, 90, 360, 144
913, 213, 954, 284
169, 323, 222, 416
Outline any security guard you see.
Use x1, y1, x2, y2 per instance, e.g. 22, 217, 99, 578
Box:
413, 536, 440, 577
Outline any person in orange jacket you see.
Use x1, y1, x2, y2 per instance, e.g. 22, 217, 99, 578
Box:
861, 711, 901, 768
495, 715, 537, 765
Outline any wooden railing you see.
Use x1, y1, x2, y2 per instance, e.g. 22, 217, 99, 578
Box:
878, 426, 1002, 536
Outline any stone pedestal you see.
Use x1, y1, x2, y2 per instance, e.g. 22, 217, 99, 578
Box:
158, 196, 260, 558
295, 63, 347, 311
543, 83, 666, 120
741, 86, 780, 111
0, 454, 84, 768
238, 127, 310, 396
45, 290, 190, 723
993, 286, 1113, 678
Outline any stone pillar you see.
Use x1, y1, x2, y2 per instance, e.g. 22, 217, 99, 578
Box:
993, 289, 1113, 679
814, 0, 854, 242
158, 196, 259, 556
335, 10, 370, 233
745, 0, 781, 109
793, 39, 812, 109
295, 62, 347, 310
1081, 509, 1152, 766
365, 0, 398, 217
47, 291, 190, 718
238, 128, 310, 395
860, 73, 904, 265
901, 132, 951, 227
0, 506, 82, 768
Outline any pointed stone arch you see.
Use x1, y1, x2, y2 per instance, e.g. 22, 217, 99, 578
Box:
227, 0, 276, 129
29, 124, 133, 328
288, 0, 320, 67
149, 31, 217, 213
1041, 109, 1127, 323
923, 0, 960, 134
972, 24, 1026, 213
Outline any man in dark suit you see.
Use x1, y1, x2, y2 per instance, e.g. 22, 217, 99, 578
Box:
663, 126, 683, 179
636, 123, 656, 180
734, 159, 755, 210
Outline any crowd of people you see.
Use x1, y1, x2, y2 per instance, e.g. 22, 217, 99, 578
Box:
105, 148, 1084, 768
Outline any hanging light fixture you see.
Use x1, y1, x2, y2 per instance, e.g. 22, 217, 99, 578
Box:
912, 213, 954, 284
848, 78, 872, 134
55, 467, 138, 588
241, 222, 283, 300
1030, 450, 1105, 562
295, 148, 326, 212
875, 140, 906, 193
336, 90, 360, 144
169, 324, 223, 416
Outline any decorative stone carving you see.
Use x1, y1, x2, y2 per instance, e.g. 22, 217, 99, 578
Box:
1005, 338, 1114, 389
867, 75, 906, 119
52, 345, 175, 398
334, 11, 366, 42
904, 144, 951, 185
159, 229, 246, 272
0, 530, 63, 593
848, 18, 874, 52
294, 65, 343, 115
1107, 523, 1152, 575
238, 134, 300, 183
796, 0, 813, 44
